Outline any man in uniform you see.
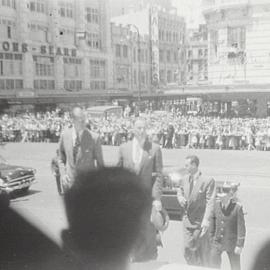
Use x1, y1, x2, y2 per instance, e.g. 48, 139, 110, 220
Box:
209, 182, 246, 270
177, 155, 216, 266
117, 118, 163, 261
58, 107, 104, 192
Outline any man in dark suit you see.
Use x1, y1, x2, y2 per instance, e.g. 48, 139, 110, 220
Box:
58, 107, 104, 192
177, 155, 216, 266
209, 182, 246, 270
117, 118, 163, 261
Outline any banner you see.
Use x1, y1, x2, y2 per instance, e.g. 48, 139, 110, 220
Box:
150, 5, 159, 87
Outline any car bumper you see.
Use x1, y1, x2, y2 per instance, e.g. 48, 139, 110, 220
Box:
0, 175, 36, 193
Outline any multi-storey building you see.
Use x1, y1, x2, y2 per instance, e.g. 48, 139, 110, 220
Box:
111, 23, 151, 93
111, 4, 185, 93
201, 0, 270, 116
0, 0, 113, 109
185, 24, 208, 85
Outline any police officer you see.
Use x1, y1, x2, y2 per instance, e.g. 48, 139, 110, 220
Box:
209, 182, 246, 270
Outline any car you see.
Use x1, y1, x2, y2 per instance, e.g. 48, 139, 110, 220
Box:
161, 168, 227, 221
0, 155, 36, 195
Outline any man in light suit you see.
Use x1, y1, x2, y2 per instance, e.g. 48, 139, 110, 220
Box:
117, 118, 163, 262
177, 155, 216, 266
58, 107, 104, 192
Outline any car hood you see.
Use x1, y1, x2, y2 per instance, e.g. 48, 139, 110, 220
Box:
0, 163, 35, 182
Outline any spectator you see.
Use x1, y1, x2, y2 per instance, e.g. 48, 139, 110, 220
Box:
62, 167, 152, 270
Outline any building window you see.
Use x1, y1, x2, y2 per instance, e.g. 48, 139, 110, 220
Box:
167, 70, 172, 83
0, 78, 23, 89
210, 30, 218, 58
188, 50, 192, 58
86, 7, 99, 24
145, 50, 148, 63
134, 70, 137, 85
86, 32, 100, 49
198, 49, 203, 58
59, 2, 73, 18
33, 56, 54, 77
167, 51, 171, 62
64, 57, 82, 78
90, 59, 106, 90
133, 48, 136, 63
34, 80, 55, 89
0, 53, 23, 76
123, 45, 128, 58
64, 80, 82, 91
174, 51, 178, 62
115, 44, 121, 57
159, 50, 163, 62
7, 26, 11, 39
29, 0, 46, 13
227, 26, 246, 50
90, 59, 105, 78
1, 0, 16, 9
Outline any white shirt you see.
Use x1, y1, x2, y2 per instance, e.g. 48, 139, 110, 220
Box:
72, 127, 82, 147
132, 137, 143, 166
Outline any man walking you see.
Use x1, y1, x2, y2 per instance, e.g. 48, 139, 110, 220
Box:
117, 118, 163, 261
58, 107, 104, 192
177, 155, 216, 266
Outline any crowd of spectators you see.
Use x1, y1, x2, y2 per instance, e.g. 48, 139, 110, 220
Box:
1, 108, 270, 151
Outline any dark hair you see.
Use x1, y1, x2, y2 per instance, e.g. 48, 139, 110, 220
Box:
64, 167, 152, 263
186, 155, 200, 167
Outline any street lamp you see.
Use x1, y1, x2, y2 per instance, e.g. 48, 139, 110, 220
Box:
128, 24, 141, 104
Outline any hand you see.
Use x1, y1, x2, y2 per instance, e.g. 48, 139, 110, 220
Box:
177, 190, 187, 208
200, 220, 209, 237
152, 200, 162, 212
61, 174, 71, 190
234, 246, 242, 255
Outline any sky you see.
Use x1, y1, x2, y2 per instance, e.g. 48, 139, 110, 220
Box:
172, 0, 205, 28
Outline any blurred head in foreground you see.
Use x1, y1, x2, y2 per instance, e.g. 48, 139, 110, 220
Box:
62, 167, 152, 270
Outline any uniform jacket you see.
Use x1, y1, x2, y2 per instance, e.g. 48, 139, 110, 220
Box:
181, 172, 216, 229
58, 127, 104, 184
209, 199, 246, 252
117, 138, 163, 200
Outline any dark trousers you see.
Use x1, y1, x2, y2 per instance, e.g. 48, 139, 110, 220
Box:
210, 245, 241, 270
183, 226, 210, 267
55, 175, 64, 195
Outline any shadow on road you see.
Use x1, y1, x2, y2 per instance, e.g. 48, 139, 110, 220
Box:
11, 189, 41, 202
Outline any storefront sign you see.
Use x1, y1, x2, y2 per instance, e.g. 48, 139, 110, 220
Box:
1, 41, 28, 53
150, 5, 159, 87
40, 45, 77, 57
0, 41, 77, 57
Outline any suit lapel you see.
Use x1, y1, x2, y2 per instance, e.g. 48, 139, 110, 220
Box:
189, 174, 203, 201
138, 139, 152, 173
183, 176, 190, 199
66, 128, 75, 165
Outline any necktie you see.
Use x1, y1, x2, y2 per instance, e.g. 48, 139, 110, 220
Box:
73, 133, 80, 162
189, 175, 194, 196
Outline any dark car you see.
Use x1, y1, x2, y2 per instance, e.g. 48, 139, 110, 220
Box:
161, 169, 226, 221
0, 155, 36, 194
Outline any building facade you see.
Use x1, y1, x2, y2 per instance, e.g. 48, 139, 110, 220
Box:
199, 0, 270, 117
111, 4, 185, 93
0, 0, 113, 108
185, 24, 208, 85
111, 23, 151, 94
